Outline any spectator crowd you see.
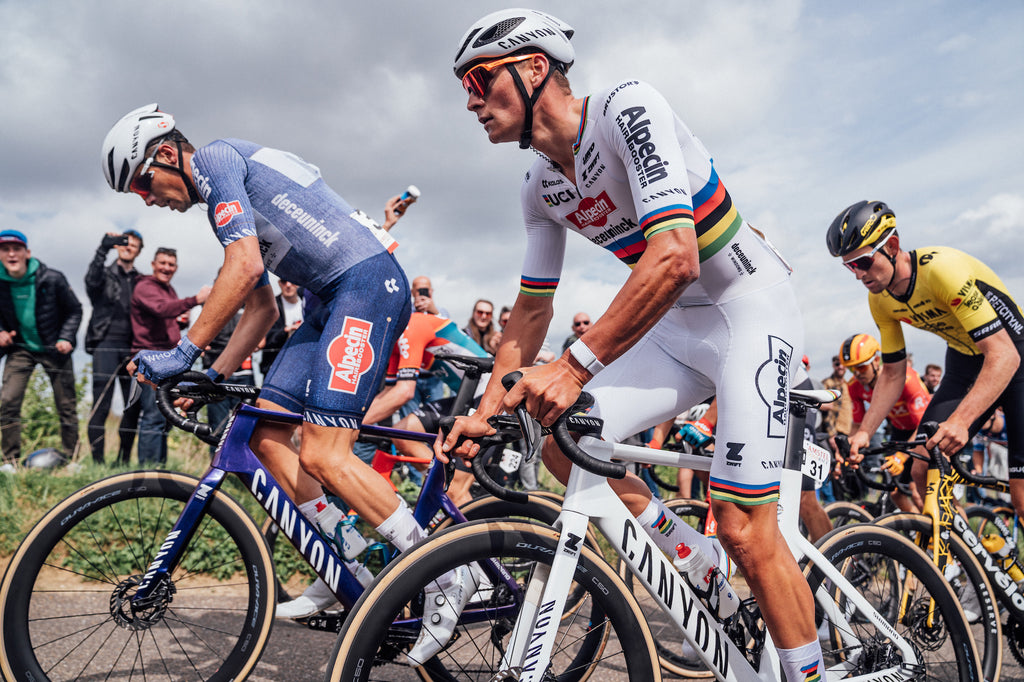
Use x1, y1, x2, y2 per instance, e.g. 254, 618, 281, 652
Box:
0, 222, 981, 501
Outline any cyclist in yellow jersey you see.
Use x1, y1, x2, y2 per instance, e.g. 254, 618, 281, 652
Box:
827, 200, 1024, 519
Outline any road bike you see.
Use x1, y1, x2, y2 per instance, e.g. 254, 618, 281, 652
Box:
326, 379, 981, 681
0, 360, 576, 682
859, 432, 1024, 679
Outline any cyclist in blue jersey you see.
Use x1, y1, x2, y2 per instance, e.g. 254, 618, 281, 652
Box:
102, 105, 473, 662
439, 10, 821, 678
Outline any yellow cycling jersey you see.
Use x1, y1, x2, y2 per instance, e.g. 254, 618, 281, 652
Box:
869, 246, 1024, 360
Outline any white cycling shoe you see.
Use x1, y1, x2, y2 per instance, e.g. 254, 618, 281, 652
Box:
275, 577, 338, 619
407, 565, 473, 666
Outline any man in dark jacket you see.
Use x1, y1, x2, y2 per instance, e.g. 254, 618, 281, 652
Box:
0, 230, 83, 469
84, 229, 143, 464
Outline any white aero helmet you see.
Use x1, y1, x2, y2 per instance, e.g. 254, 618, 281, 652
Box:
102, 103, 176, 193
453, 8, 575, 79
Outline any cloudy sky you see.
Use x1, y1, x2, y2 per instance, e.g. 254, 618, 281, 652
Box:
1, 0, 1022, 383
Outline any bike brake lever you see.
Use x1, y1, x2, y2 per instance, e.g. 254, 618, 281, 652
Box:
501, 371, 543, 461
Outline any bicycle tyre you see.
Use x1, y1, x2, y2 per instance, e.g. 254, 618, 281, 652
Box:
874, 512, 1002, 682
618, 498, 713, 678
810, 524, 982, 682
648, 465, 681, 494
965, 503, 1019, 548
326, 518, 660, 682
0, 470, 275, 682
824, 500, 875, 528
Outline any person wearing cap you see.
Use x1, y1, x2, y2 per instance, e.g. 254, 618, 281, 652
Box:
0, 230, 83, 471
441, 9, 819, 677
84, 229, 144, 464
827, 200, 1024, 521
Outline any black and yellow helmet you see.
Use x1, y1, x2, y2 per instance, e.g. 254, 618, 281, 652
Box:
826, 201, 896, 257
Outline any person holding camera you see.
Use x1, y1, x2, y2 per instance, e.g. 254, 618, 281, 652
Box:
84, 230, 144, 464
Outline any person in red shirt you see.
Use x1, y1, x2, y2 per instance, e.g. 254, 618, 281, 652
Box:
840, 333, 930, 511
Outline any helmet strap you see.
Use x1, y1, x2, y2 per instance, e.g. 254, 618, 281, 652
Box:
507, 62, 555, 150
150, 139, 200, 205
880, 247, 899, 291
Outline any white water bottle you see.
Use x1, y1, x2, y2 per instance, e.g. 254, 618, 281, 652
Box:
314, 503, 368, 560
336, 515, 369, 560
674, 542, 739, 619
314, 501, 345, 540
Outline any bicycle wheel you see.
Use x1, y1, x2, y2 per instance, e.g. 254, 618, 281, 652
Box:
810, 524, 982, 682
1, 470, 275, 682
326, 519, 660, 681
824, 500, 875, 528
619, 498, 714, 678
874, 512, 1002, 682
966, 503, 1019, 547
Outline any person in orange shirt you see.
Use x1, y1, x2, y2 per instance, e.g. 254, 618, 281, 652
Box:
839, 333, 930, 511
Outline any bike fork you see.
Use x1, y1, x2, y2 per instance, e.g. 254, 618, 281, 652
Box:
499, 510, 590, 680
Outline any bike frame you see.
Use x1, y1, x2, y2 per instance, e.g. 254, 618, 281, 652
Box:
918, 454, 1024, 624
128, 401, 516, 614
499, 396, 924, 682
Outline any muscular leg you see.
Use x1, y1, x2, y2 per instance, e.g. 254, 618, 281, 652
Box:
799, 488, 832, 543
249, 398, 329, 503
677, 468, 694, 499
712, 498, 816, 648
298, 421, 403, 526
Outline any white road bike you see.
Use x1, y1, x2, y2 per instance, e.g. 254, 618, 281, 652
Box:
325, 381, 981, 682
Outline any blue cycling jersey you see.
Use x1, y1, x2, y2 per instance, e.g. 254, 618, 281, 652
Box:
190, 139, 389, 297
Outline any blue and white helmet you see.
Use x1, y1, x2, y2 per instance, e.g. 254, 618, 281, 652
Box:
454, 8, 575, 79
101, 103, 176, 193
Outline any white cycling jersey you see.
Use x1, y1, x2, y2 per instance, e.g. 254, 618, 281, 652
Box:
519, 79, 803, 503
519, 79, 790, 305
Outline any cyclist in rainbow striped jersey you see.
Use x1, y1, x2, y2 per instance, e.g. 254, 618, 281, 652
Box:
439, 9, 822, 678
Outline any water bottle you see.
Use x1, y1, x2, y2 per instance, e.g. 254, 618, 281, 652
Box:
313, 502, 368, 560
336, 515, 369, 560
674, 542, 739, 619
393, 185, 421, 216
980, 533, 1024, 582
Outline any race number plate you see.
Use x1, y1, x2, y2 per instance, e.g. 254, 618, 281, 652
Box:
802, 440, 831, 489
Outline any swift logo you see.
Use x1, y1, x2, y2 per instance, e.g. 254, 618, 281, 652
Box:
327, 317, 374, 394
214, 201, 243, 228
754, 336, 793, 438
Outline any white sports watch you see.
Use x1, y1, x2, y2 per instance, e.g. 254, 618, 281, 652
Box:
568, 339, 605, 376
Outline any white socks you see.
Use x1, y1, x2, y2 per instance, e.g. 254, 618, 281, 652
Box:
298, 495, 328, 522
376, 500, 428, 552
636, 497, 716, 560
778, 640, 822, 682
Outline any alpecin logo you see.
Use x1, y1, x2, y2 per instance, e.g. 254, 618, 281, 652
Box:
214, 201, 243, 228
755, 336, 793, 439
565, 191, 616, 230
327, 317, 374, 394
